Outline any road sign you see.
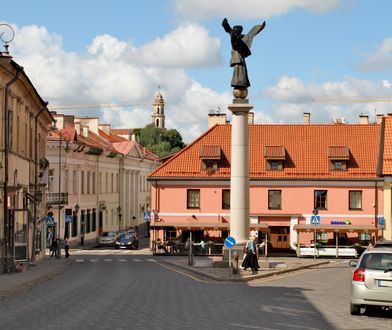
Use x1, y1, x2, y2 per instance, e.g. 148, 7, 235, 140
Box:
378, 217, 385, 229
65, 215, 73, 223
310, 215, 320, 225
143, 212, 151, 221
46, 216, 55, 226
224, 236, 236, 249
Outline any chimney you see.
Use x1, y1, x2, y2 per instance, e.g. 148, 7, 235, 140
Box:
208, 112, 227, 129
248, 112, 254, 124
303, 112, 311, 125
98, 124, 111, 135
82, 126, 89, 138
376, 114, 384, 124
74, 122, 81, 135
359, 115, 369, 125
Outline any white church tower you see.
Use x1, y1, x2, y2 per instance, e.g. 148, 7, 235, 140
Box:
151, 91, 165, 129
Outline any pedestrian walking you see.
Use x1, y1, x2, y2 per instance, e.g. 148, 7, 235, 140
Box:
241, 236, 259, 271
47, 228, 53, 252
50, 237, 58, 258
258, 239, 266, 256
64, 237, 70, 258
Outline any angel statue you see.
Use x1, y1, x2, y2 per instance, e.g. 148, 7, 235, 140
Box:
222, 18, 266, 97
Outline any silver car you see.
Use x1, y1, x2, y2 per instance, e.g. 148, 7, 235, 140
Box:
349, 248, 392, 315
97, 231, 117, 247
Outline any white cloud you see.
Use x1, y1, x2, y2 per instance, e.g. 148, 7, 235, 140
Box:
261, 74, 392, 124
173, 0, 341, 20
357, 37, 392, 71
383, 80, 392, 88
136, 23, 221, 67
7, 23, 226, 143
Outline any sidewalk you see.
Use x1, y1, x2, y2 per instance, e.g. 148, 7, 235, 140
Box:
0, 255, 72, 300
161, 256, 332, 282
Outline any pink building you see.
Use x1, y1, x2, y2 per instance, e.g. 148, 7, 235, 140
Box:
148, 122, 383, 255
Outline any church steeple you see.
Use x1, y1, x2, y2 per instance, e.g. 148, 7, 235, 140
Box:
152, 90, 165, 129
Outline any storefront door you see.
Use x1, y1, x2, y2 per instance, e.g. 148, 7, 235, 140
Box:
269, 226, 290, 249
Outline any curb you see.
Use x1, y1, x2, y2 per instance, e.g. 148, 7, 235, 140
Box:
0, 258, 73, 301
162, 260, 330, 282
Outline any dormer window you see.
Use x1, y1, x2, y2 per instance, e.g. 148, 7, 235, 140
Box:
328, 146, 349, 171
265, 146, 286, 171
200, 145, 221, 173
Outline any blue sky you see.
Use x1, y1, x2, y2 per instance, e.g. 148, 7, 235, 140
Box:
2, 0, 392, 142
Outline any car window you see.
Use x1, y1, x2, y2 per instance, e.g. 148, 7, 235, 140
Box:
360, 253, 392, 270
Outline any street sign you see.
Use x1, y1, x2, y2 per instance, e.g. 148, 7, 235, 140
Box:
310, 215, 320, 225
65, 215, 73, 223
224, 236, 236, 249
46, 216, 55, 226
378, 217, 385, 229
143, 212, 151, 221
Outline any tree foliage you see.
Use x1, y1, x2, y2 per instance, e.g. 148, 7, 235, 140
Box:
135, 124, 185, 157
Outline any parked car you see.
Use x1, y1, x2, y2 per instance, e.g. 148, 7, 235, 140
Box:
374, 239, 392, 248
97, 231, 117, 247
115, 233, 139, 250
349, 248, 392, 315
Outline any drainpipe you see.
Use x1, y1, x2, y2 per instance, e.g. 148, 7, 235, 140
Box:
3, 64, 22, 273
32, 102, 48, 263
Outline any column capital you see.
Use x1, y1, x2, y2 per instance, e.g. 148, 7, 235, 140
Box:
228, 103, 254, 114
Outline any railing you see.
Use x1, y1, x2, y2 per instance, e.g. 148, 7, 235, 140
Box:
152, 241, 224, 256
47, 192, 68, 205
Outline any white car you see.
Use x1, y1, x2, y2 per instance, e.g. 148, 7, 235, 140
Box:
349, 248, 392, 315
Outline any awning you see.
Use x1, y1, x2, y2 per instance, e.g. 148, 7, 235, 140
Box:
294, 224, 378, 233
150, 222, 269, 231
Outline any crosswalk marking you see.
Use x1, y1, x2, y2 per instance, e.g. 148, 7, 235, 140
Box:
118, 259, 127, 262
146, 259, 157, 263
132, 258, 142, 262
104, 258, 113, 262
90, 259, 99, 262
75, 259, 84, 263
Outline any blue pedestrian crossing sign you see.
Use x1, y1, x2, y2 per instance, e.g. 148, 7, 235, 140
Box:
46, 216, 55, 226
143, 212, 151, 221
311, 215, 321, 225
65, 215, 73, 223
378, 217, 385, 228
224, 236, 236, 249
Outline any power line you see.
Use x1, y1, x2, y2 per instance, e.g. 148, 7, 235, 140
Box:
49, 102, 151, 111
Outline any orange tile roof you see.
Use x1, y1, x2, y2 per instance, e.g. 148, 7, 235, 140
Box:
99, 129, 127, 142
200, 145, 221, 159
264, 146, 285, 159
149, 124, 381, 179
328, 146, 350, 159
382, 117, 392, 174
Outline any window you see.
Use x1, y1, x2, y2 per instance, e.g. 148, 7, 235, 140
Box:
65, 170, 69, 192
187, 189, 200, 209
92, 172, 96, 194
81, 171, 85, 194
87, 171, 90, 194
222, 190, 230, 209
111, 173, 114, 193
314, 190, 327, 209
48, 169, 54, 192
8, 110, 13, 151
267, 160, 283, 171
349, 191, 362, 210
268, 190, 281, 209
72, 170, 77, 193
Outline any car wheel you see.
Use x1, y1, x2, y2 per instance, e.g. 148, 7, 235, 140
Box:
350, 303, 361, 315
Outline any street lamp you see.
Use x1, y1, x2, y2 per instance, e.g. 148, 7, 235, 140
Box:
117, 206, 122, 233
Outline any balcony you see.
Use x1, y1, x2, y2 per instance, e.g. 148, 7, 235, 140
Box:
47, 192, 68, 206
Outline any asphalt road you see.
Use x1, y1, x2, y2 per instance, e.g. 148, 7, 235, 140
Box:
0, 254, 390, 330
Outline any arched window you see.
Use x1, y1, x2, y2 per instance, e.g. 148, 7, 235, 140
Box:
157, 107, 160, 114
156, 119, 159, 127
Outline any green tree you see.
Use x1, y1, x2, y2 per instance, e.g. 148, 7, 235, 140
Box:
135, 124, 185, 157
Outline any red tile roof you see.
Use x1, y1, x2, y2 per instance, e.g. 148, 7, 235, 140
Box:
382, 117, 392, 174
149, 124, 381, 179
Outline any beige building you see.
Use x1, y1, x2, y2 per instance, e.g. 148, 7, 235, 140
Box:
46, 114, 159, 247
1, 50, 53, 272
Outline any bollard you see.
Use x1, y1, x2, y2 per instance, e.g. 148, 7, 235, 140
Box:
232, 251, 239, 274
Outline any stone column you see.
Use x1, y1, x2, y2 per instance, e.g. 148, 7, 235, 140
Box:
228, 101, 253, 246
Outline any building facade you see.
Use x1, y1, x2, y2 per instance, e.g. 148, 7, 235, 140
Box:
1, 53, 53, 272
46, 113, 159, 247
148, 118, 384, 253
